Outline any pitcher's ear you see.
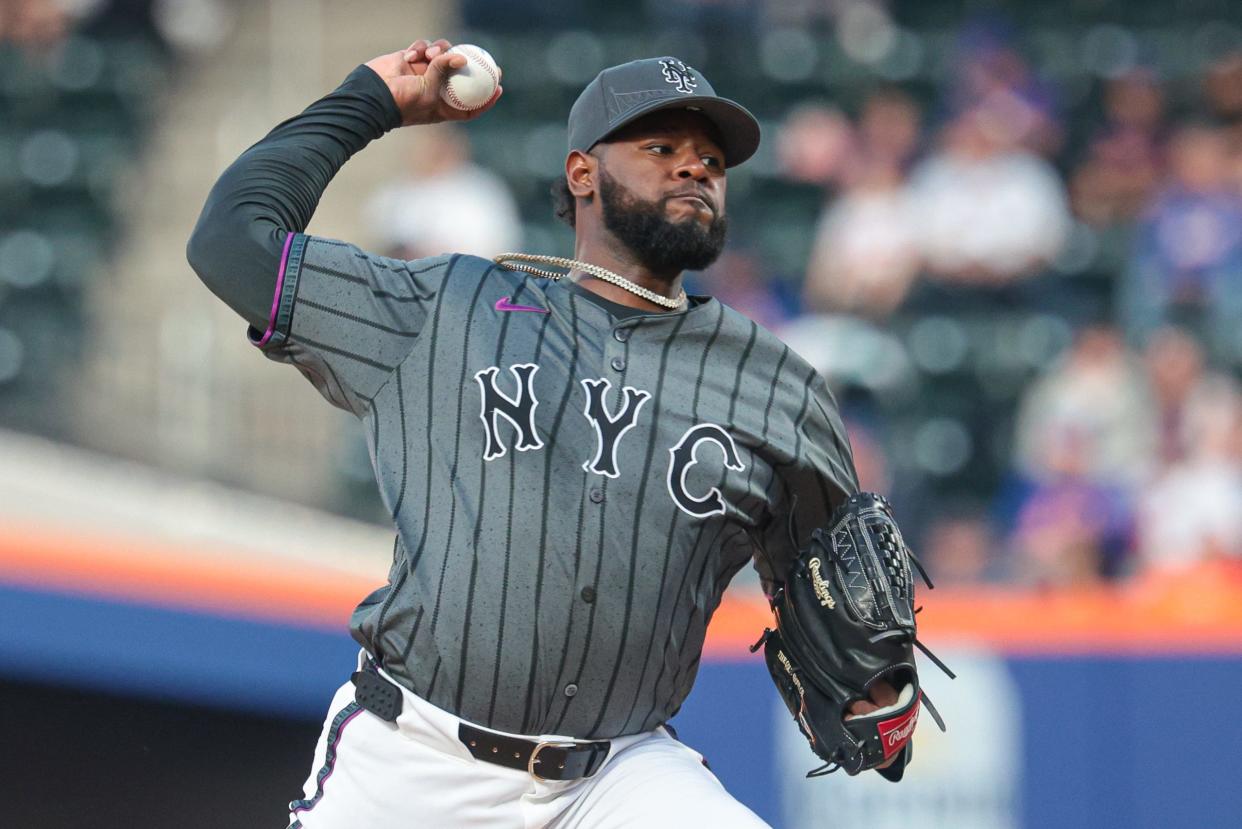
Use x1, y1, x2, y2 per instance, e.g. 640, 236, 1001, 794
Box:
566, 149, 596, 198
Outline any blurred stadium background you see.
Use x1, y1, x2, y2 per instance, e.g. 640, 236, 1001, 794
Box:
2, 0, 1241, 826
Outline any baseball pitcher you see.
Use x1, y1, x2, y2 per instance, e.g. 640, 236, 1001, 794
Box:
187, 37, 945, 829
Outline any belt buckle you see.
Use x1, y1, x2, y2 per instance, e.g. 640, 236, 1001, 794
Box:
528, 740, 580, 781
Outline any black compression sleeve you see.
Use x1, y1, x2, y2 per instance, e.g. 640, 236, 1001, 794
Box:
186, 64, 403, 329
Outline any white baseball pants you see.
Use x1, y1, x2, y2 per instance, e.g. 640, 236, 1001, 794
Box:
287, 655, 769, 828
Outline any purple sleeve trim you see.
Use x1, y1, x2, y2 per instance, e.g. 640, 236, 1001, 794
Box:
256, 231, 295, 347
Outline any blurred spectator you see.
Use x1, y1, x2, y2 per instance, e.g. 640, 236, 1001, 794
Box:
1144, 326, 1209, 465
1004, 326, 1152, 584
365, 126, 522, 261
1202, 52, 1242, 145
908, 106, 1070, 285
693, 247, 791, 330
0, 0, 69, 46
804, 90, 923, 317
775, 103, 855, 189
804, 156, 920, 316
1007, 473, 1133, 585
1071, 69, 1167, 226
856, 88, 923, 171
1138, 376, 1242, 570
921, 514, 997, 585
1202, 53, 1242, 199
1014, 325, 1157, 487
844, 416, 890, 496
946, 20, 1062, 156
1120, 124, 1242, 352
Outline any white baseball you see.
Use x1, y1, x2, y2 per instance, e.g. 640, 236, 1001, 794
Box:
440, 44, 500, 111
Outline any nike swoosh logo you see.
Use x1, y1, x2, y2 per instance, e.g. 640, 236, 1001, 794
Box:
495, 296, 549, 314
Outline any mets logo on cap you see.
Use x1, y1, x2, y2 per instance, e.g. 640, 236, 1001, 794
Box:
659, 59, 698, 94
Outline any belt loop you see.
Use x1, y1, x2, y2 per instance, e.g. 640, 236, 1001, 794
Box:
352, 665, 402, 722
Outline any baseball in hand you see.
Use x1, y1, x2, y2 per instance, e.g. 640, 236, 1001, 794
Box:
440, 45, 501, 111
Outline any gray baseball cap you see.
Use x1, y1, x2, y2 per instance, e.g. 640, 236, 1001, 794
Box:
567, 57, 760, 168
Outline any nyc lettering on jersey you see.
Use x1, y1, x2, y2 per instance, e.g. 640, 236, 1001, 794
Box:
474, 362, 742, 518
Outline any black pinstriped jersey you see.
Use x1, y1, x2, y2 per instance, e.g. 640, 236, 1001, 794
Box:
256, 233, 859, 739
187, 62, 860, 740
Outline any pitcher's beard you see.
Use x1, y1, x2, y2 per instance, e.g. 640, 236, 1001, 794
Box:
598, 165, 728, 275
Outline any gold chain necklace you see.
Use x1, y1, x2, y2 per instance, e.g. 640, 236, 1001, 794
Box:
493, 253, 688, 310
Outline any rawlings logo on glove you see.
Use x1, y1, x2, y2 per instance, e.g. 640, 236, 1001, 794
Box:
753, 492, 955, 782
807, 557, 835, 608
877, 701, 920, 759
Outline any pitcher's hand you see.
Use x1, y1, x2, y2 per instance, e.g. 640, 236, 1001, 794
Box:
846, 680, 902, 770
365, 38, 502, 127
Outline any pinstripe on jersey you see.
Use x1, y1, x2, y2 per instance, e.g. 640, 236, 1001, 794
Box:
257, 233, 859, 740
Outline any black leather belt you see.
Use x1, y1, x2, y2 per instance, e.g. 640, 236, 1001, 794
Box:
458, 723, 610, 781
351, 659, 610, 781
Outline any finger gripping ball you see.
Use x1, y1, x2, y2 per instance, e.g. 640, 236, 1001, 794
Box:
440, 45, 500, 111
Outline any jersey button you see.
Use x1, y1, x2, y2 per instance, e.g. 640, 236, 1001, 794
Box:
580, 586, 596, 603
610, 356, 626, 371
589, 488, 604, 504
613, 328, 630, 343
564, 683, 578, 697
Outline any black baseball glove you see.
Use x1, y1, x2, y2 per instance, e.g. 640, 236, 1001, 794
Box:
752, 492, 954, 782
